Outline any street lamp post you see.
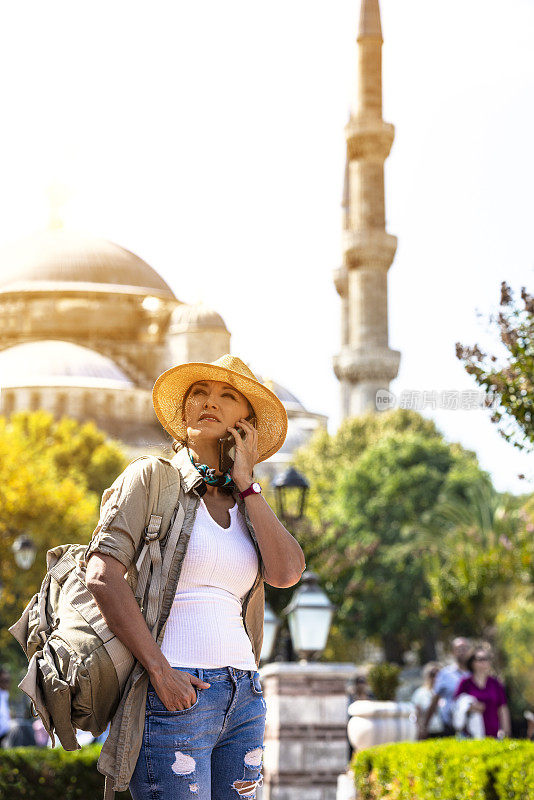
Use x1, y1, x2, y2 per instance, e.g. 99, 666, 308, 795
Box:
272, 466, 309, 523
259, 470, 350, 800
269, 466, 311, 662
283, 570, 336, 663
260, 602, 280, 663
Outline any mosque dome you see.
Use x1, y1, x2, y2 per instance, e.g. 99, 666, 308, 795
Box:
0, 340, 134, 389
256, 375, 306, 413
276, 419, 308, 454
0, 230, 175, 298
170, 301, 228, 333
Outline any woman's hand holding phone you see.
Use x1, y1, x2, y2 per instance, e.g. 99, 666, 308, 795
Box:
226, 417, 258, 492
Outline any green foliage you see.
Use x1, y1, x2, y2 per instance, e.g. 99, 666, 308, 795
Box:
367, 663, 401, 701
322, 621, 368, 663
491, 745, 534, 800
0, 745, 130, 799
4, 409, 128, 496
496, 592, 534, 708
292, 408, 490, 660
352, 738, 534, 800
416, 482, 534, 638
0, 410, 128, 667
293, 409, 445, 534
456, 281, 534, 453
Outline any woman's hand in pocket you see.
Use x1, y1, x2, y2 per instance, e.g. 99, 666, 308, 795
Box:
149, 666, 210, 711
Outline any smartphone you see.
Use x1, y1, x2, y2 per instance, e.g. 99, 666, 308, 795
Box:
218, 415, 256, 473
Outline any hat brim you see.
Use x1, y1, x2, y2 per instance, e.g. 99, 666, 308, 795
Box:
152, 362, 288, 462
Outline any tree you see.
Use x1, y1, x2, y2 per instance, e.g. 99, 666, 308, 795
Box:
495, 591, 534, 713
416, 482, 533, 639
292, 409, 490, 663
5, 409, 128, 496
0, 410, 129, 668
456, 281, 534, 453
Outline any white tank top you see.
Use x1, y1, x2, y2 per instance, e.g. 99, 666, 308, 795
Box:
160, 496, 259, 669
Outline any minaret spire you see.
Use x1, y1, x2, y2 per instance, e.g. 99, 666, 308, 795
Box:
333, 0, 400, 419
358, 0, 382, 39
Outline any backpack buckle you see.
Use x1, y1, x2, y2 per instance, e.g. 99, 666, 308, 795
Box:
143, 514, 163, 543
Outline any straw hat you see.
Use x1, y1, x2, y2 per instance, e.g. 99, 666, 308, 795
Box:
152, 354, 288, 462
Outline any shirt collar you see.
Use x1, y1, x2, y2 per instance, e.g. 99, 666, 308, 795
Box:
170, 447, 261, 552
170, 445, 240, 497
170, 445, 206, 495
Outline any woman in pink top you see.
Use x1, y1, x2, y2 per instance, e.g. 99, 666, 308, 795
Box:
453, 647, 511, 738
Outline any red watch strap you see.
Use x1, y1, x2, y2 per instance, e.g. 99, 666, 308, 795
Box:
239, 483, 259, 500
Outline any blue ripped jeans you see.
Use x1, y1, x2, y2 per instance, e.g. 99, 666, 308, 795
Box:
129, 666, 266, 800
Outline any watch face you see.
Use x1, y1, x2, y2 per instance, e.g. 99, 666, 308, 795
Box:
252, 482, 261, 493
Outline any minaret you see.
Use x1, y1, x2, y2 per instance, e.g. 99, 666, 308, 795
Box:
333, 0, 400, 418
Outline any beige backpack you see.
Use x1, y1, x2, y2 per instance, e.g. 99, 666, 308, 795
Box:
8, 456, 183, 750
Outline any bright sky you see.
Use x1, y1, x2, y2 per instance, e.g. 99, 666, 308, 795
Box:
0, 1, 532, 494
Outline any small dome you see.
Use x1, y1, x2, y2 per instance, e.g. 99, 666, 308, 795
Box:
256, 375, 306, 411
170, 302, 228, 333
277, 419, 308, 454
0, 230, 175, 298
0, 340, 134, 389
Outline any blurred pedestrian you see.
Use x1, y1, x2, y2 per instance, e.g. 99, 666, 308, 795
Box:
524, 710, 534, 740
412, 662, 445, 739
352, 674, 374, 701
32, 718, 50, 747
453, 647, 511, 738
0, 690, 37, 748
0, 668, 11, 747
2, 718, 36, 747
75, 723, 110, 746
420, 637, 472, 738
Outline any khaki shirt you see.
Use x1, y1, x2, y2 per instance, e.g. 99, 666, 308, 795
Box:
85, 445, 265, 794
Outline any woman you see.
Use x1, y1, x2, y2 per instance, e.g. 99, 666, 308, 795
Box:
85, 354, 306, 799
453, 647, 511, 739
412, 662, 445, 739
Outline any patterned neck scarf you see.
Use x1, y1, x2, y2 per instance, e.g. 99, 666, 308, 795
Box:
188, 449, 236, 491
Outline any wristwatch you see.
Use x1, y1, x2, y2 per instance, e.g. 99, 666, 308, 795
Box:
239, 482, 262, 500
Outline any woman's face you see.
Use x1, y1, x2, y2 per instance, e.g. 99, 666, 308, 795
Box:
472, 650, 491, 676
183, 379, 252, 442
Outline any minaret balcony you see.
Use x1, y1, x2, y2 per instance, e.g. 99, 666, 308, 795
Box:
342, 230, 397, 270
333, 346, 401, 384
345, 118, 395, 161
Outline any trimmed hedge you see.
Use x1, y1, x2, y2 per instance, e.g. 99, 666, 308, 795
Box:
0, 744, 131, 799
3, 737, 534, 800
352, 738, 534, 800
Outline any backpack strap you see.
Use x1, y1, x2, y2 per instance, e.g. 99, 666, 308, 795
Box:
134, 465, 186, 636
104, 775, 115, 800
135, 514, 162, 631
134, 515, 162, 577
160, 500, 186, 590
